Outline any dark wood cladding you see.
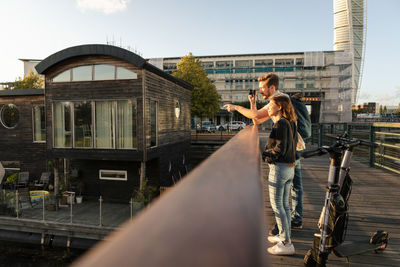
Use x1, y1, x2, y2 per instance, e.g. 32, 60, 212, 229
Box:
144, 71, 191, 145
0, 94, 46, 180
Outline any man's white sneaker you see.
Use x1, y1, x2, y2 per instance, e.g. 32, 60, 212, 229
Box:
267, 234, 281, 244
267, 241, 295, 255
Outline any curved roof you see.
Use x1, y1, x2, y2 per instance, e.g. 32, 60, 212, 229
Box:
35, 44, 192, 90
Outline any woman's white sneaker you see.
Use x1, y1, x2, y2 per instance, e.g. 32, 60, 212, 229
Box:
267, 241, 295, 255
267, 234, 281, 244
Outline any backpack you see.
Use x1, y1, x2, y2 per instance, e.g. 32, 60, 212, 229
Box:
290, 96, 311, 139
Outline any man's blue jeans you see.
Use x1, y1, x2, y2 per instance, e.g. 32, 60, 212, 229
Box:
268, 163, 294, 242
291, 159, 303, 223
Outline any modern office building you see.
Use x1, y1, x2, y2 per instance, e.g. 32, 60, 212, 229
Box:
157, 50, 354, 123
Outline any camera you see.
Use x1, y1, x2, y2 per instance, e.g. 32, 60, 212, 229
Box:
249, 89, 256, 97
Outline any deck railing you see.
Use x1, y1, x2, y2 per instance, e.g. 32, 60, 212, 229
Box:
72, 126, 268, 267
311, 122, 400, 174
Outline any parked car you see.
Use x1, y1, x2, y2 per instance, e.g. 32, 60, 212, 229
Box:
216, 121, 246, 131
196, 121, 216, 133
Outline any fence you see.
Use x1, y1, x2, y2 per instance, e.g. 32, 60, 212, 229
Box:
311, 123, 400, 174
0, 189, 141, 230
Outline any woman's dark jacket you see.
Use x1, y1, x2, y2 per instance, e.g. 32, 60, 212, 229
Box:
263, 117, 298, 164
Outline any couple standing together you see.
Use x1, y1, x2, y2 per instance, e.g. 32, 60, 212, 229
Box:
224, 73, 311, 256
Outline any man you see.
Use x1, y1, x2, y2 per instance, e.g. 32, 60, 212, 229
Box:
224, 73, 311, 235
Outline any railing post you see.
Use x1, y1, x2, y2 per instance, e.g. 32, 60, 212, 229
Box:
369, 125, 375, 167
348, 124, 352, 139
15, 190, 19, 219
318, 124, 323, 147
99, 196, 103, 227
70, 194, 73, 224
42, 192, 45, 222
130, 198, 133, 219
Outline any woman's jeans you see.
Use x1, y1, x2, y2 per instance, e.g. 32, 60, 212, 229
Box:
268, 163, 295, 242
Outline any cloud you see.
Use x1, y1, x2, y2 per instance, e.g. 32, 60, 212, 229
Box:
358, 89, 400, 106
76, 0, 130, 14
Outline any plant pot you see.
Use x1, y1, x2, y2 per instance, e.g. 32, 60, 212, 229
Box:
76, 195, 83, 204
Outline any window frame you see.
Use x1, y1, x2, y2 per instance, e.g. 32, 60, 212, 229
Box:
0, 104, 20, 129
99, 169, 127, 181
32, 105, 46, 143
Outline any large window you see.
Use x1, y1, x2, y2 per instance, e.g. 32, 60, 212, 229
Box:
74, 101, 92, 148
53, 100, 137, 149
275, 59, 294, 72
51, 65, 137, 82
215, 61, 233, 74
33, 105, 46, 142
52, 69, 70, 82
235, 60, 252, 73
54, 102, 72, 148
1, 104, 19, 129
116, 67, 137, 79
255, 59, 273, 72
117, 100, 137, 149
72, 65, 92, 81
94, 64, 115, 80
95, 101, 115, 148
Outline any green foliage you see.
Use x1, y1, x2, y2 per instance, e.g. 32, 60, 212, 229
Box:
5, 173, 18, 185
14, 71, 44, 89
133, 179, 158, 206
379, 105, 383, 114
383, 106, 387, 114
172, 53, 220, 119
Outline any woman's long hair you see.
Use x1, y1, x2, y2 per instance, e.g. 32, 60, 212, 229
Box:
270, 94, 297, 122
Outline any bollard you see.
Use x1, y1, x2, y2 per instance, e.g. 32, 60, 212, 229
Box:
15, 190, 19, 219
130, 198, 133, 219
99, 196, 103, 227
70, 194, 73, 224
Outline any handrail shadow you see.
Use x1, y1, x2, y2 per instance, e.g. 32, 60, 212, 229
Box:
72, 125, 268, 267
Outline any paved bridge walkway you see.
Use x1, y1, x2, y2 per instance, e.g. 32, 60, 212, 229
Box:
262, 152, 400, 266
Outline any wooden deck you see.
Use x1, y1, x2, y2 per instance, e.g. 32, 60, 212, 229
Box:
262, 152, 400, 266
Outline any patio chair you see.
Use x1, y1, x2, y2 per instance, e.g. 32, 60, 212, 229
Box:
34, 172, 51, 189
18, 187, 33, 209
17, 172, 29, 188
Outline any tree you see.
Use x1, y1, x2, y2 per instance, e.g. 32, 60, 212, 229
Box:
379, 105, 383, 114
14, 71, 44, 89
383, 106, 387, 115
172, 53, 220, 125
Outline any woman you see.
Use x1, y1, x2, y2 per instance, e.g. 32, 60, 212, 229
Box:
262, 94, 298, 255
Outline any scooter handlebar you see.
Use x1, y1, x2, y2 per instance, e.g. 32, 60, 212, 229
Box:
301, 147, 328, 158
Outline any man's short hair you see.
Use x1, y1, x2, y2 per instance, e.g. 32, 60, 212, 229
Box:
258, 73, 279, 89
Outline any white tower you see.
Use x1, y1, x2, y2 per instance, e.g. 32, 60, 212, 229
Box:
333, 0, 366, 103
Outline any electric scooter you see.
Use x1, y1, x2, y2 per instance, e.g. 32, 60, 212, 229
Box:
302, 133, 389, 266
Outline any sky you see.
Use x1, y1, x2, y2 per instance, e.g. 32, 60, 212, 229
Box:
0, 0, 399, 106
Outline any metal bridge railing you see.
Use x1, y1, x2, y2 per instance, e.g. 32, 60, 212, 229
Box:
311, 123, 400, 175
72, 126, 268, 267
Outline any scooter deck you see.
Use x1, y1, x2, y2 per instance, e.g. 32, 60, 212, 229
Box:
333, 241, 387, 257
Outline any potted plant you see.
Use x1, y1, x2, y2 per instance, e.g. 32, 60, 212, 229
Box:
132, 179, 158, 209
76, 180, 84, 204
3, 173, 18, 190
